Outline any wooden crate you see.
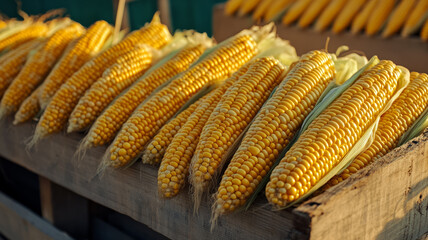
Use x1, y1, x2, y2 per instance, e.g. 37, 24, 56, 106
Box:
212, 4, 428, 73
0, 112, 427, 240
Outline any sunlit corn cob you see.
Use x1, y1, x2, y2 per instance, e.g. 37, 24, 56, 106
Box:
325, 72, 428, 187
265, 0, 296, 22
190, 57, 286, 207
332, 0, 367, 34
32, 15, 171, 142
0, 23, 48, 52
38, 20, 113, 109
142, 98, 204, 165
225, 0, 245, 15
401, 0, 428, 37
266, 60, 402, 207
13, 86, 41, 125
382, 0, 416, 37
213, 51, 334, 215
68, 45, 153, 133
282, 0, 312, 25
351, 0, 378, 34
365, 0, 395, 36
252, 0, 275, 20
158, 78, 238, 198
298, 0, 331, 28
0, 23, 85, 118
0, 39, 42, 97
238, 0, 262, 16
422, 19, 428, 41
82, 44, 206, 149
0, 21, 6, 30
105, 34, 258, 169
315, 0, 348, 32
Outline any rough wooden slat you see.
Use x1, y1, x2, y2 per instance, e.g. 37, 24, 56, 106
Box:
0, 191, 73, 240
295, 132, 428, 240
212, 4, 428, 73
0, 118, 300, 240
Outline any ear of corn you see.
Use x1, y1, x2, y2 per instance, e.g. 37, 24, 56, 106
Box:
265, 0, 296, 22
190, 57, 286, 210
382, 0, 417, 37
315, 0, 349, 32
282, 0, 312, 25
0, 21, 33, 43
101, 25, 274, 170
0, 39, 42, 97
67, 44, 153, 133
252, 0, 275, 20
81, 36, 213, 150
365, 0, 396, 36
38, 20, 114, 109
13, 85, 41, 124
332, 0, 367, 33
212, 50, 334, 217
31, 14, 172, 144
421, 19, 428, 40
225, 0, 245, 15
238, 0, 262, 16
0, 23, 49, 52
298, 0, 332, 28
265, 60, 407, 208
351, 0, 378, 34
326, 72, 428, 188
401, 0, 428, 37
0, 23, 85, 118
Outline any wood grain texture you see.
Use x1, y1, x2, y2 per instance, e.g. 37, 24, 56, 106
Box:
212, 4, 428, 73
0, 118, 301, 240
0, 191, 73, 240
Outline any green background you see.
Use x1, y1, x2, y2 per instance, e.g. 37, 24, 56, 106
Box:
0, 0, 225, 36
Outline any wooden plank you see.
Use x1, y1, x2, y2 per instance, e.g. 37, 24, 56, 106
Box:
295, 132, 428, 240
0, 118, 301, 240
0, 191, 73, 240
212, 4, 428, 73
39, 177, 89, 239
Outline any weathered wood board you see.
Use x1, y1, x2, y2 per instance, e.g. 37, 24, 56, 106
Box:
0, 114, 427, 239
212, 4, 428, 73
0, 191, 73, 240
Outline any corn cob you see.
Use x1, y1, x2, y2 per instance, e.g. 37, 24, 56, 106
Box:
422, 19, 428, 40
298, 0, 332, 28
103, 32, 259, 169
252, 0, 275, 20
225, 0, 245, 15
351, 0, 378, 34
68, 44, 153, 133
213, 51, 334, 215
365, 0, 396, 36
238, 0, 262, 16
266, 60, 402, 207
332, 0, 366, 33
315, 0, 348, 32
402, 0, 428, 37
142, 98, 204, 165
0, 23, 85, 118
382, 0, 417, 37
0, 39, 42, 97
13, 85, 41, 124
265, 0, 296, 22
282, 0, 312, 25
0, 21, 6, 30
190, 57, 286, 208
326, 72, 428, 187
0, 23, 48, 52
31, 14, 171, 143
82, 44, 207, 149
38, 20, 113, 109
158, 79, 237, 198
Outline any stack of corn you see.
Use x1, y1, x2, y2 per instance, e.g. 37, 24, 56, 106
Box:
224, 0, 428, 40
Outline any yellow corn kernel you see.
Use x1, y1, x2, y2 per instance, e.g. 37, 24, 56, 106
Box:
14, 86, 41, 124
